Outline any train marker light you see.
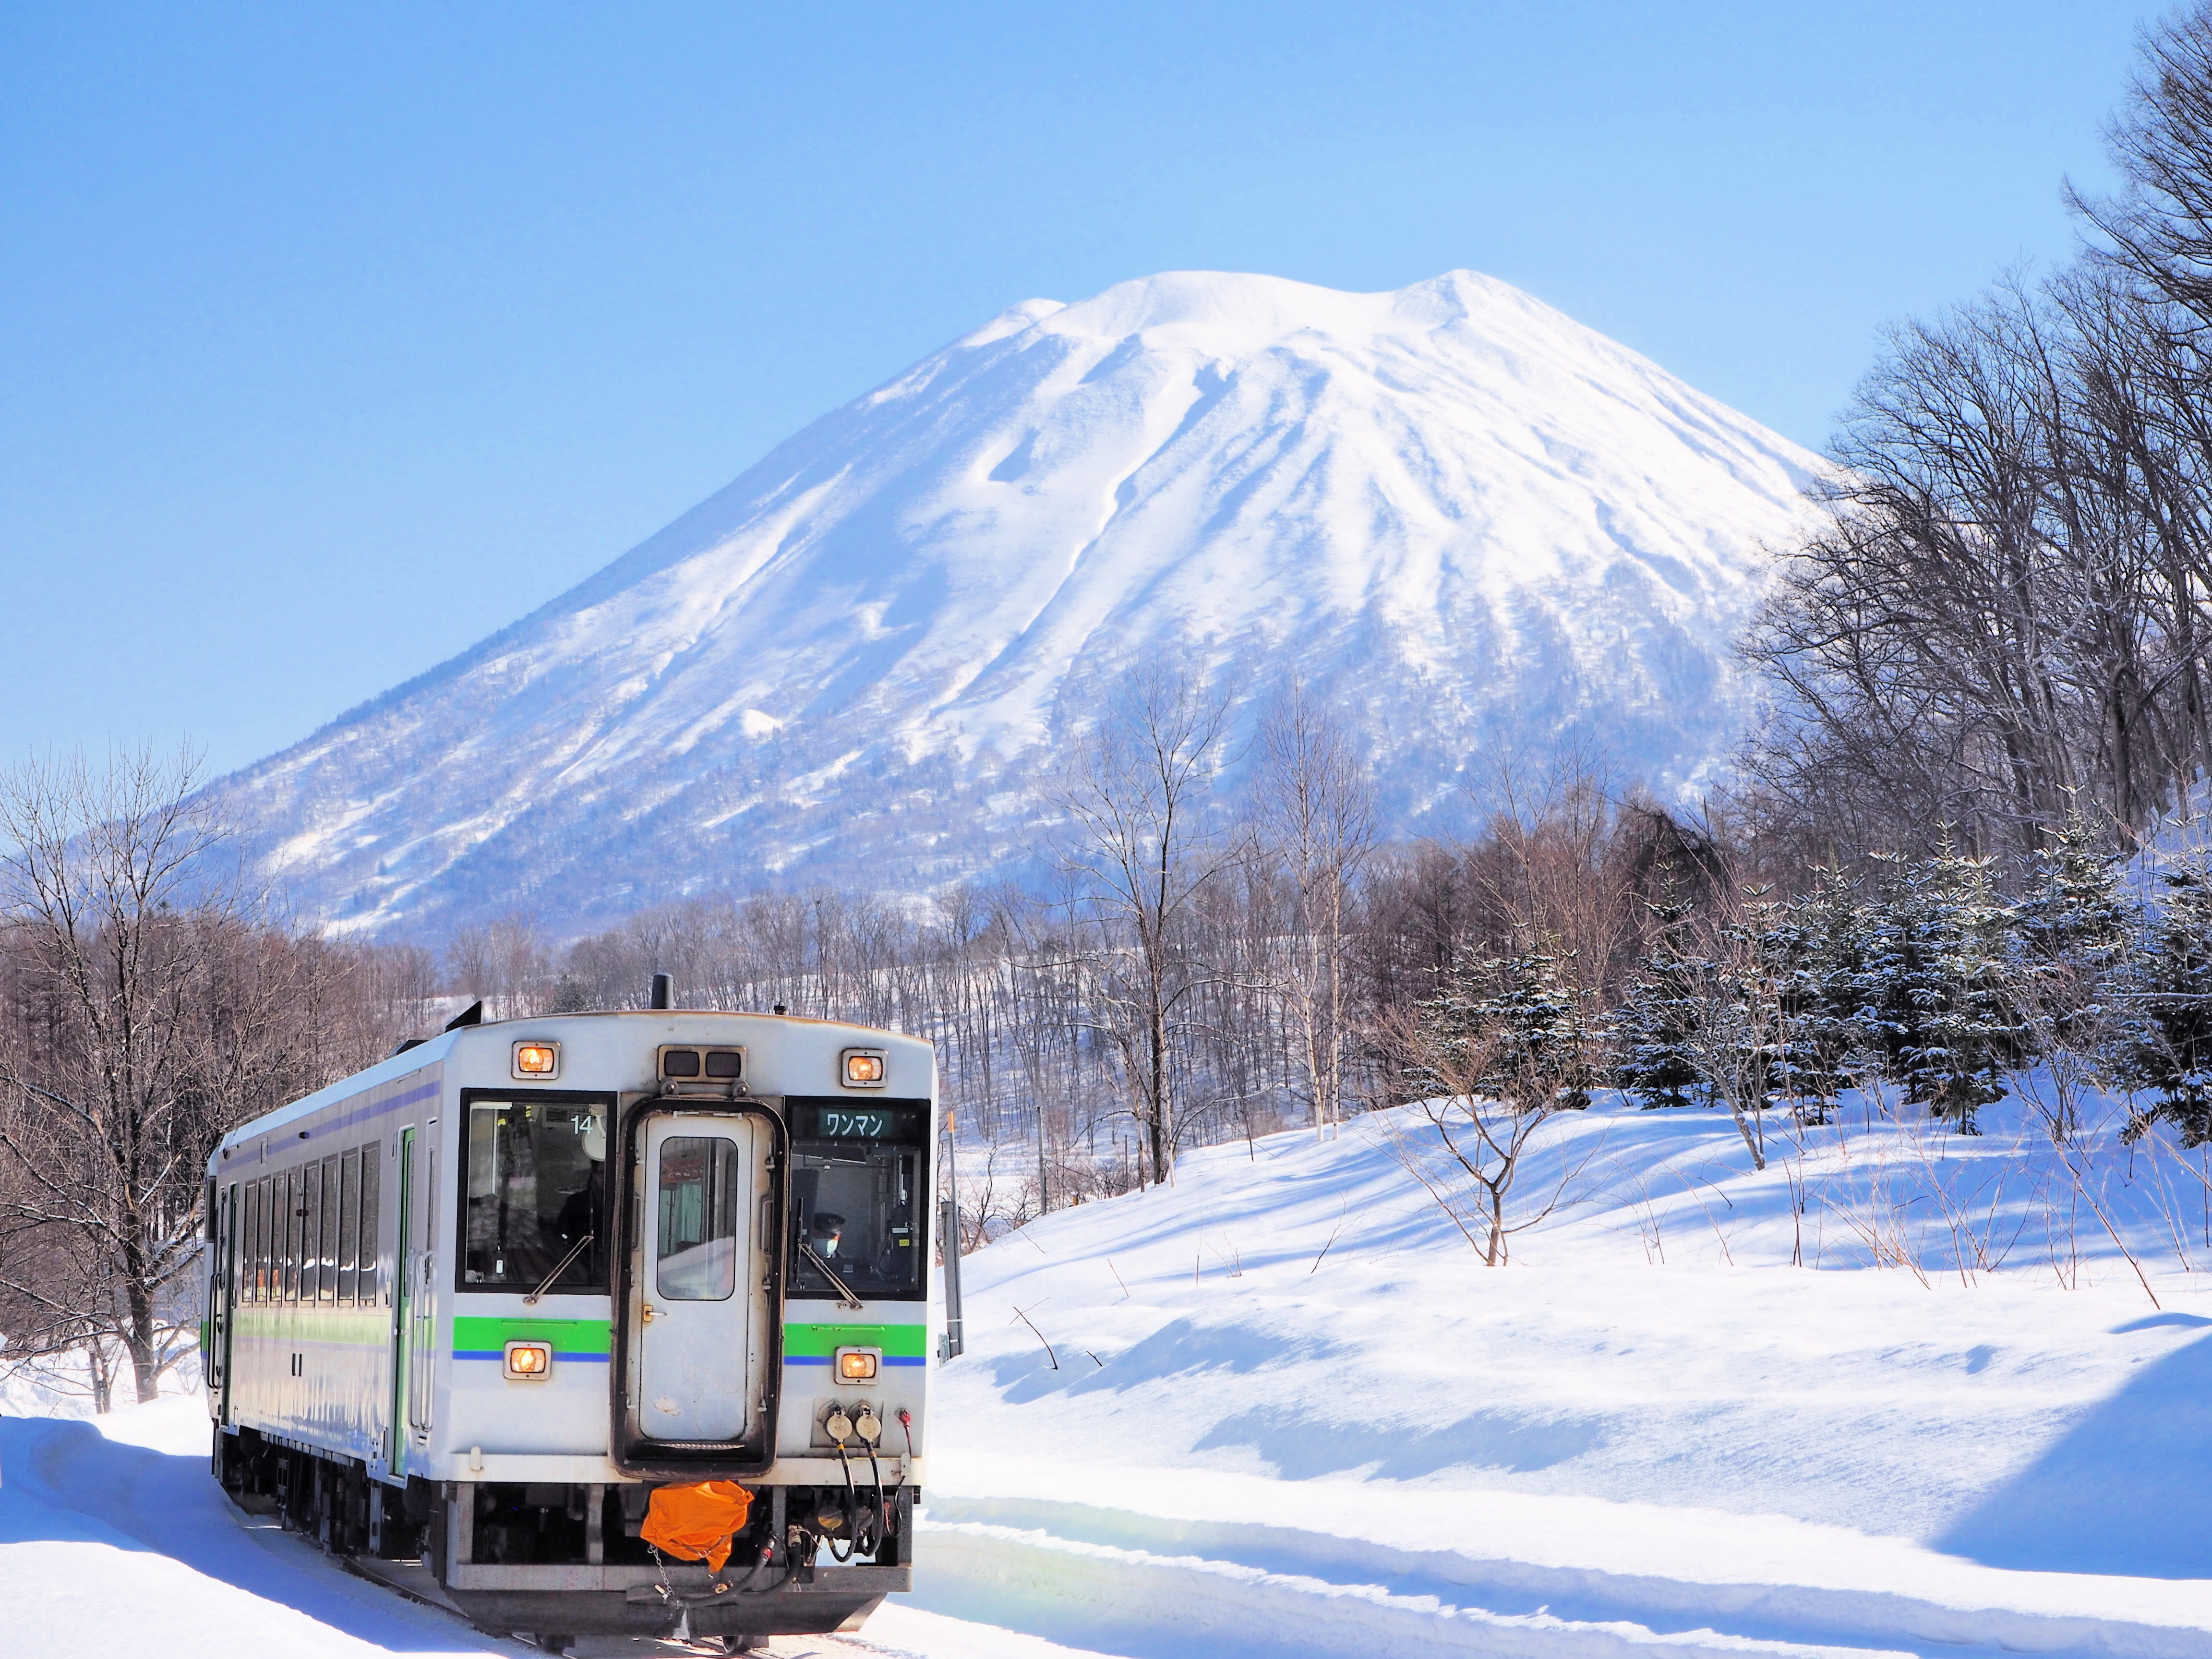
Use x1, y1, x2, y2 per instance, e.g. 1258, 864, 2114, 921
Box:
512, 1040, 560, 1080
503, 1340, 553, 1380
659, 1046, 744, 1084
835, 1346, 880, 1382
842, 1049, 887, 1087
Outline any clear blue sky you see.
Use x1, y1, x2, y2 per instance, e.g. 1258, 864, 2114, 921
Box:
0, 2, 2152, 775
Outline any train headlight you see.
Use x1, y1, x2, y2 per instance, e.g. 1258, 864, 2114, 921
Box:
503, 1340, 553, 1380
841, 1049, 887, 1088
512, 1041, 560, 1080
835, 1346, 880, 1382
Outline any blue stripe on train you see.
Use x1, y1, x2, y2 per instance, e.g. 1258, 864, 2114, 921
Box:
447, 1351, 924, 1365
785, 1355, 926, 1366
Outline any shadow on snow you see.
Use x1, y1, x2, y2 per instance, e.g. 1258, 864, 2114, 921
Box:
1938, 1322, 2212, 1579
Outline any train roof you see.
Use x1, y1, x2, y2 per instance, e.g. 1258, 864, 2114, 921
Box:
212, 1006, 924, 1157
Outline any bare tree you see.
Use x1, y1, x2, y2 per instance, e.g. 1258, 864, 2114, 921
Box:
0, 747, 257, 1402
1382, 944, 1596, 1265
1251, 685, 1374, 1137
1052, 662, 1233, 1185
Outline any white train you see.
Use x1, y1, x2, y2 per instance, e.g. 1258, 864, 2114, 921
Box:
200, 998, 936, 1650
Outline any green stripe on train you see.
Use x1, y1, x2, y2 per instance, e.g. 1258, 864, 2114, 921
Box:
452, 1315, 612, 1355
445, 1316, 925, 1358
232, 1310, 389, 1344
782, 1322, 926, 1359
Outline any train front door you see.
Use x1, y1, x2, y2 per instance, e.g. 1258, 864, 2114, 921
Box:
629, 1112, 768, 1445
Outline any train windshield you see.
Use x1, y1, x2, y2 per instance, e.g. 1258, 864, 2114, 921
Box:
787, 1101, 925, 1301
463, 1096, 609, 1291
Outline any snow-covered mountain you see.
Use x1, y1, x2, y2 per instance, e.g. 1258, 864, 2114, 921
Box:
220, 269, 1825, 935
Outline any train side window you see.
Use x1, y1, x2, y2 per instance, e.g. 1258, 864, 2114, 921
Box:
283, 1169, 300, 1303
289, 1165, 303, 1303
255, 1178, 269, 1302
358, 1143, 381, 1305
337, 1149, 360, 1304
238, 1182, 254, 1304
304, 1161, 323, 1304
304, 1166, 316, 1301
285, 1170, 299, 1303
223, 1182, 240, 1299
323, 1156, 342, 1302
294, 1162, 310, 1303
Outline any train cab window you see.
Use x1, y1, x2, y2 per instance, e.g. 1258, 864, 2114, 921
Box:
463, 1097, 608, 1292
787, 1100, 925, 1302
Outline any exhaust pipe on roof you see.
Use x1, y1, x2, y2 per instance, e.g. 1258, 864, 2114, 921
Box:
649, 972, 673, 1010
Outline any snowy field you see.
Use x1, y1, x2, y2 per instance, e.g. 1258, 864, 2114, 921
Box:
7, 1089, 2212, 1657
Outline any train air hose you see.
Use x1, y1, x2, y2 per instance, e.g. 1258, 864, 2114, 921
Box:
829, 1436, 863, 1563
861, 1422, 890, 1549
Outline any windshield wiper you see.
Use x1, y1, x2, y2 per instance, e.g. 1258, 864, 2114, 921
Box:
799, 1241, 865, 1310
524, 1232, 594, 1305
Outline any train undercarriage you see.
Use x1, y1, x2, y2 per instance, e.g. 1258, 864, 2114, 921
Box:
214, 1429, 914, 1649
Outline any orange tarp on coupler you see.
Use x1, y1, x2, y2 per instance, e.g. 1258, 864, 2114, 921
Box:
640, 1479, 755, 1574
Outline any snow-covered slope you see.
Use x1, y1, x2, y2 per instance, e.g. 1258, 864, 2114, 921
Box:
915, 1092, 2212, 1659
217, 269, 1824, 934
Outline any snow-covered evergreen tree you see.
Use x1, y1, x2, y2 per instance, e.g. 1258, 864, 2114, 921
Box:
1724, 892, 1802, 1109
1772, 866, 1867, 1117
1918, 838, 2018, 1133
2019, 805, 2135, 969
1420, 935, 1597, 1113
1854, 840, 2016, 1132
2016, 801, 2137, 1055
2116, 848, 2212, 1145
1613, 897, 1711, 1110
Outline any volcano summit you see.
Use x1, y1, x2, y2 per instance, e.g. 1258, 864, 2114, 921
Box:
220, 269, 1823, 934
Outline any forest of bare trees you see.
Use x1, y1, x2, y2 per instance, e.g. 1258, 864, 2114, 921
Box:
1745, 7, 2212, 864
0, 749, 439, 1406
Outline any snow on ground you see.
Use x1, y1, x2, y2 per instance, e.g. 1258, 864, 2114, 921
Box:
914, 1090, 2212, 1658
5, 1088, 2212, 1656
0, 1397, 1105, 1657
